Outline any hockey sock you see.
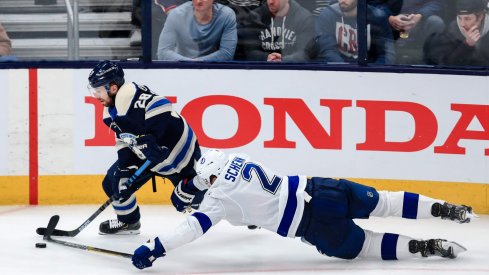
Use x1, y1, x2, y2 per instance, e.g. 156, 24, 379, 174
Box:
358, 230, 418, 260
112, 193, 141, 224
370, 191, 444, 219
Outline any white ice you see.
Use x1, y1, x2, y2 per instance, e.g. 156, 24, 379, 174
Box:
1, 205, 488, 275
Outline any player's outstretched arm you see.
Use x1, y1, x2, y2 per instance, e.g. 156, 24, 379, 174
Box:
131, 214, 213, 269
132, 199, 225, 269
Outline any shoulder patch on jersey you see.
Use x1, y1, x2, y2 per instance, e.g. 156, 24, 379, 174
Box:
115, 82, 137, 116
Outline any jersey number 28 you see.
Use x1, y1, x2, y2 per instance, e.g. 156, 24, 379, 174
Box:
134, 94, 152, 108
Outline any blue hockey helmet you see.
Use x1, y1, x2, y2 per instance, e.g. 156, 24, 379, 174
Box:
88, 60, 125, 88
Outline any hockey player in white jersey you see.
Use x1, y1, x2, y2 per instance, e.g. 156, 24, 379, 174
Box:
131, 149, 476, 269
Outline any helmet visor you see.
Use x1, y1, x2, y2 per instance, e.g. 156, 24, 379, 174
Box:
87, 83, 108, 98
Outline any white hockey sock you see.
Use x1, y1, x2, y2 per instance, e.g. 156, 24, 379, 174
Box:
358, 230, 421, 260
370, 191, 444, 219
112, 194, 138, 216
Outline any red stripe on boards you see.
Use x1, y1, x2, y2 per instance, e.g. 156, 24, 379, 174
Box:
29, 68, 38, 205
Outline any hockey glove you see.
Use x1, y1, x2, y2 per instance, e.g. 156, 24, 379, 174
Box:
132, 237, 166, 270
135, 135, 168, 164
113, 166, 137, 201
171, 178, 199, 212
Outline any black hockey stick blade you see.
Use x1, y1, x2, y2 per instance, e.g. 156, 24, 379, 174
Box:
36, 197, 113, 237
37, 227, 73, 237
43, 215, 60, 240
35, 160, 152, 238
42, 215, 132, 258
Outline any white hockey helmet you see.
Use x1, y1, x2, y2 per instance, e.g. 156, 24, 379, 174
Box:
196, 149, 228, 187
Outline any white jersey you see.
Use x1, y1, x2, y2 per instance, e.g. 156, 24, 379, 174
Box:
160, 154, 309, 252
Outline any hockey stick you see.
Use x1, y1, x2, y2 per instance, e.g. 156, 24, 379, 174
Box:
43, 215, 133, 259
36, 159, 152, 237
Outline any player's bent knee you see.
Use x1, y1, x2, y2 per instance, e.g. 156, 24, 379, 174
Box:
101, 174, 115, 197
308, 220, 365, 260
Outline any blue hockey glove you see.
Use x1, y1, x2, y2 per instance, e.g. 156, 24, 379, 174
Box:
135, 135, 168, 164
113, 166, 137, 201
171, 178, 199, 212
132, 237, 166, 270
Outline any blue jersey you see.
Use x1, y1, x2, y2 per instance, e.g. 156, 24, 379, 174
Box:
103, 81, 198, 176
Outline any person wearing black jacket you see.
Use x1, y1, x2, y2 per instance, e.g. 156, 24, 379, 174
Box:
217, 0, 263, 21
368, 0, 445, 64
424, 0, 489, 66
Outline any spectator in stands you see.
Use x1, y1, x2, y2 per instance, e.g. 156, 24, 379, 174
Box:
0, 23, 15, 61
296, 0, 337, 16
368, 0, 445, 64
157, 0, 237, 61
216, 0, 263, 21
216, 1, 264, 60
367, 0, 401, 18
424, 0, 489, 66
236, 0, 315, 62
152, 0, 187, 58
315, 0, 395, 64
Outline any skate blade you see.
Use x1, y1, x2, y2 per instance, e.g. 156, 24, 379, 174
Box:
450, 241, 468, 258
466, 211, 480, 220
98, 230, 140, 235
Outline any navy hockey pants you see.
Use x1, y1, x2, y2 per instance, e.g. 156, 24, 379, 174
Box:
101, 145, 202, 222
296, 177, 379, 259
102, 144, 202, 198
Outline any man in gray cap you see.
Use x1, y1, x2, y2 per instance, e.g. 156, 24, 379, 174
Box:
424, 0, 489, 66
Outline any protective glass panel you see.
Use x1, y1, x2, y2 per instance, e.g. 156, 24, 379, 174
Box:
0, 0, 141, 61
151, 0, 338, 63
368, 0, 489, 67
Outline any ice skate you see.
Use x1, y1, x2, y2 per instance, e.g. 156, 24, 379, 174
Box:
431, 202, 478, 223
409, 239, 467, 259
99, 219, 140, 235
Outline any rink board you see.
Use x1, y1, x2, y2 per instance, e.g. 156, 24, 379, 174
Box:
1, 175, 487, 213
0, 69, 488, 212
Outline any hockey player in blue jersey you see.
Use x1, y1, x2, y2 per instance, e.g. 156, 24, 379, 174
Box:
87, 60, 207, 235
132, 149, 476, 269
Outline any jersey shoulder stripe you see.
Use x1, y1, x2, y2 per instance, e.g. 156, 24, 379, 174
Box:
145, 96, 172, 120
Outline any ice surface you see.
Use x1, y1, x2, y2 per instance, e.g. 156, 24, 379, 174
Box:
1, 205, 488, 275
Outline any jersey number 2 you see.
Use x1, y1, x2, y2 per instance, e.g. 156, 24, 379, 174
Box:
242, 163, 282, 195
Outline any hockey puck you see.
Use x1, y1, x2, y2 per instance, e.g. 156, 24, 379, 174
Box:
35, 242, 47, 248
